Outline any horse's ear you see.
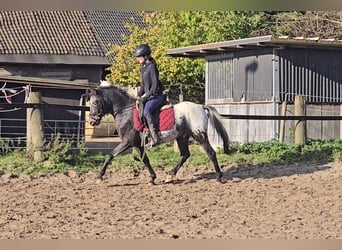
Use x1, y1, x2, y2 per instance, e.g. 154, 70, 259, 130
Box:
88, 88, 97, 95
86, 88, 97, 101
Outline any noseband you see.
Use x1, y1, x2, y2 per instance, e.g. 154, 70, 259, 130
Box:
89, 112, 103, 120
89, 106, 103, 118
89, 94, 105, 122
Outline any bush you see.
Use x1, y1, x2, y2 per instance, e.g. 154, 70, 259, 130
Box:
0, 138, 341, 177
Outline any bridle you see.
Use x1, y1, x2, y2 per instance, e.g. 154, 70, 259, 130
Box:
88, 95, 105, 125
89, 100, 136, 123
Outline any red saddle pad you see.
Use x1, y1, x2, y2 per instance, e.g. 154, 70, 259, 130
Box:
133, 106, 175, 132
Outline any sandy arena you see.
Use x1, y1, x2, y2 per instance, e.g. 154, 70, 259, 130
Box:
0, 162, 341, 239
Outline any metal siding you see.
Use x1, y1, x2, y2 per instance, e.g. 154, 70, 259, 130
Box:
279, 49, 342, 104
206, 49, 274, 103
207, 54, 233, 100
233, 50, 273, 102
204, 47, 342, 143
282, 104, 341, 142
209, 102, 275, 144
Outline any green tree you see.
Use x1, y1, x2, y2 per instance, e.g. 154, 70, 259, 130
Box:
106, 11, 264, 103
106, 11, 342, 103
254, 11, 342, 38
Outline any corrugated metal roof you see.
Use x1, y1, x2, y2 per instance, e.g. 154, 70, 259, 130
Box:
167, 35, 342, 58
0, 11, 144, 64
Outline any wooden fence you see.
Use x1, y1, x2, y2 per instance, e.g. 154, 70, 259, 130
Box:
2, 93, 342, 160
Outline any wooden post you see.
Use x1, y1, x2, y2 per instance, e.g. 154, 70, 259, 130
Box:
27, 92, 44, 161
279, 101, 287, 143
294, 95, 306, 145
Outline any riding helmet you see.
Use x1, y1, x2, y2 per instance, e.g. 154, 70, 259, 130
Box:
133, 44, 151, 57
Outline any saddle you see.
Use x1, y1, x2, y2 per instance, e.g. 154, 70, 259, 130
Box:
133, 105, 175, 132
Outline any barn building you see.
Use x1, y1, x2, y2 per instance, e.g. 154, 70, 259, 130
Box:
0, 11, 144, 144
167, 35, 342, 145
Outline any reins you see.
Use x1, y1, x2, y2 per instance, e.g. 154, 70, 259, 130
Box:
117, 100, 148, 163
89, 88, 149, 163
112, 102, 136, 118
90, 102, 135, 120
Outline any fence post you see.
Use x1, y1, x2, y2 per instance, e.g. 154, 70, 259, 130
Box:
294, 95, 306, 145
279, 101, 287, 143
27, 92, 44, 161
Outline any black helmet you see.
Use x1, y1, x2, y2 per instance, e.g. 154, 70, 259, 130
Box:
133, 44, 151, 57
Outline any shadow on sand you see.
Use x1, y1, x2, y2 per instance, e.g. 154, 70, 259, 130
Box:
103, 163, 332, 186
191, 163, 331, 183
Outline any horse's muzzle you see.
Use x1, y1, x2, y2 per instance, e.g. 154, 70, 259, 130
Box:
89, 114, 102, 126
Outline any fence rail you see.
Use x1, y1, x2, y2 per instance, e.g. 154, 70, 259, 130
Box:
1, 102, 342, 152
0, 103, 89, 111
221, 114, 342, 120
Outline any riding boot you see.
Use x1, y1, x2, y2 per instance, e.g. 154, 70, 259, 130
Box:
145, 114, 161, 148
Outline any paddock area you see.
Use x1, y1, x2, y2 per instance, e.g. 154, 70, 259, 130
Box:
0, 161, 341, 239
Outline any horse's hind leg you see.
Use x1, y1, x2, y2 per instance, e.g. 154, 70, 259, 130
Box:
201, 141, 223, 182
194, 134, 223, 183
165, 136, 190, 183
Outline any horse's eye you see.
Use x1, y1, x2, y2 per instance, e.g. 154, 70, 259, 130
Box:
93, 102, 97, 106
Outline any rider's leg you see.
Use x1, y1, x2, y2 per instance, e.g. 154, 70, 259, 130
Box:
145, 112, 161, 147
143, 96, 165, 147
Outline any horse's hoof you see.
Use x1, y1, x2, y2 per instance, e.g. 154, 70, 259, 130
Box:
133, 156, 141, 162
133, 169, 140, 177
164, 174, 174, 184
216, 177, 225, 184
95, 178, 103, 184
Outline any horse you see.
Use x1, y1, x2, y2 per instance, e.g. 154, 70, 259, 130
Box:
87, 85, 229, 184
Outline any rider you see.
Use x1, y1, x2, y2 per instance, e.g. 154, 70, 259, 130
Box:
134, 44, 166, 147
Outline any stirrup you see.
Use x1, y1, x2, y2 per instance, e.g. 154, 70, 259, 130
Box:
141, 130, 149, 147
145, 137, 161, 149
145, 141, 160, 149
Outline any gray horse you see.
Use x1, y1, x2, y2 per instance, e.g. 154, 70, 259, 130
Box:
87, 85, 229, 184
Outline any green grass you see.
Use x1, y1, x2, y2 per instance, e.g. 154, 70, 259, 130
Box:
0, 139, 342, 178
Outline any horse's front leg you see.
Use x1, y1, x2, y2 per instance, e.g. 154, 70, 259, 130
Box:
134, 146, 156, 184
97, 141, 131, 182
97, 154, 113, 180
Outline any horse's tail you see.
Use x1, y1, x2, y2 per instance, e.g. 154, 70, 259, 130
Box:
204, 105, 229, 154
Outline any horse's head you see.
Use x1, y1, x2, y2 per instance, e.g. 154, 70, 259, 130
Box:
87, 84, 135, 126
87, 88, 104, 126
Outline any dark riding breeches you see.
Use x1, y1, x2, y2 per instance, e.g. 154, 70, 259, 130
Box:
143, 94, 166, 118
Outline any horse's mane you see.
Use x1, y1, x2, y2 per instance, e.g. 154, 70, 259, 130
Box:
98, 85, 136, 101
94, 85, 136, 114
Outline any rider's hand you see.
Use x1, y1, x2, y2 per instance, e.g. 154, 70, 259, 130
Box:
136, 97, 141, 109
